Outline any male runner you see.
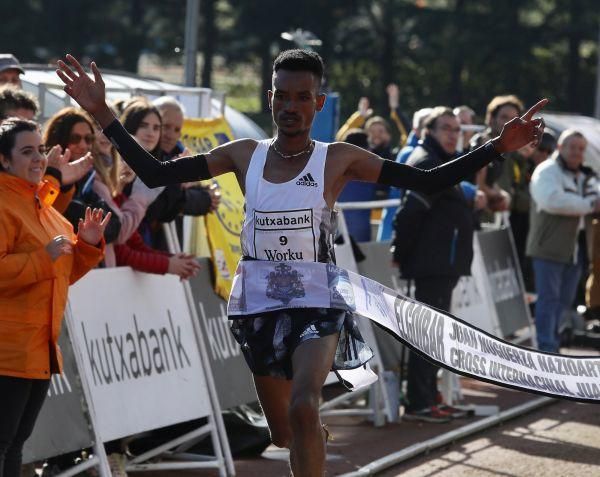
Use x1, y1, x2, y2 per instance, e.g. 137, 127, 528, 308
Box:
57, 49, 545, 477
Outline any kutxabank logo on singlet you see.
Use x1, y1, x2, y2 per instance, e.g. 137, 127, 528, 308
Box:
253, 209, 316, 262
296, 172, 318, 187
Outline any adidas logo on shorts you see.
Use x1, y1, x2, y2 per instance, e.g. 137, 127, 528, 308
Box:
299, 324, 319, 339
296, 173, 318, 187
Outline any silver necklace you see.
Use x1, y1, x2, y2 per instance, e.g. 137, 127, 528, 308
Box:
270, 139, 314, 159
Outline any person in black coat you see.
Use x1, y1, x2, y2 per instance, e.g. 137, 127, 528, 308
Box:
392, 106, 486, 422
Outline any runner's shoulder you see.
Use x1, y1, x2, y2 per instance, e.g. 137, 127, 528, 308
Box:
220, 138, 260, 158
327, 141, 374, 161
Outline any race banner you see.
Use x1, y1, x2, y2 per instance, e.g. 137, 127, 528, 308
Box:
229, 260, 600, 403
181, 116, 234, 153
204, 172, 244, 300
181, 116, 244, 300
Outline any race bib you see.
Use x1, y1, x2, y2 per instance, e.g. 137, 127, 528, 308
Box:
253, 209, 316, 261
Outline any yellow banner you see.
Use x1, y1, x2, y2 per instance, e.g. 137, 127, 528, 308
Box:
181, 117, 244, 300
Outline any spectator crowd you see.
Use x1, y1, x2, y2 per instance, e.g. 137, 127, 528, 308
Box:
2, 50, 600, 474
0, 53, 221, 477
335, 83, 600, 423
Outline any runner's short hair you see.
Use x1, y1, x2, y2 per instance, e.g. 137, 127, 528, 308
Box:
273, 49, 324, 86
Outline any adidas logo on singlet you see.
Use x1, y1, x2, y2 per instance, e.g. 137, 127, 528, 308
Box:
296, 173, 318, 187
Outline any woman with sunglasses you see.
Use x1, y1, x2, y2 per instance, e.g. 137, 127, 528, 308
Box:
42, 107, 122, 245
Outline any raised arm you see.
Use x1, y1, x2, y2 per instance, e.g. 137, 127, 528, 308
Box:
56, 54, 240, 188
343, 99, 547, 195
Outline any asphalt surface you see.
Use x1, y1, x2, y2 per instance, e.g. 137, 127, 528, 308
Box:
378, 398, 600, 477
131, 378, 593, 476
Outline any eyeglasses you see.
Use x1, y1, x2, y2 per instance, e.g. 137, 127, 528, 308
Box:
68, 133, 95, 145
436, 125, 461, 134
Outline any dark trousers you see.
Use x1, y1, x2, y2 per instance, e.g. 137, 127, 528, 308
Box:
510, 211, 533, 291
0, 376, 50, 477
405, 276, 458, 412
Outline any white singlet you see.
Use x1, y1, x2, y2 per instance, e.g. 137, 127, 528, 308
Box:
240, 139, 337, 263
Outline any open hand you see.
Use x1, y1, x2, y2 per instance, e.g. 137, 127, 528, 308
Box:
78, 207, 112, 245
387, 84, 400, 109
56, 55, 115, 128
492, 99, 548, 154
46, 145, 94, 186
358, 97, 372, 118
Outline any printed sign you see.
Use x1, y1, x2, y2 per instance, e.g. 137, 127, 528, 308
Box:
188, 259, 257, 409
476, 228, 531, 336
68, 268, 212, 442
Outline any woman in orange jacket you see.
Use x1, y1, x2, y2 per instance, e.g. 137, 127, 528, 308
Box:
0, 118, 110, 477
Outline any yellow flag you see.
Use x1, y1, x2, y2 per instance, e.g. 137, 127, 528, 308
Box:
181, 117, 244, 300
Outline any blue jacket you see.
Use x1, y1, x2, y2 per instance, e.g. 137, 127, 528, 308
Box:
377, 131, 420, 241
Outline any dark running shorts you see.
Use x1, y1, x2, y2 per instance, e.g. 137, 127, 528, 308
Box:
230, 307, 372, 380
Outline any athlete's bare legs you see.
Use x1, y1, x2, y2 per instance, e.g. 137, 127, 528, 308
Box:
253, 333, 338, 476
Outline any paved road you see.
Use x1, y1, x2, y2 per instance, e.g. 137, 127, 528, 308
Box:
379, 399, 600, 477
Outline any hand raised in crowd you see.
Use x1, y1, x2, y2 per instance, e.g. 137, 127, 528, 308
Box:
46, 145, 94, 186
78, 207, 112, 245
45, 235, 74, 261
167, 253, 201, 280
491, 98, 548, 153
358, 97, 373, 118
386, 83, 400, 110
56, 55, 114, 128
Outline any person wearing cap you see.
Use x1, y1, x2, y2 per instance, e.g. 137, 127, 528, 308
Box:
0, 54, 24, 88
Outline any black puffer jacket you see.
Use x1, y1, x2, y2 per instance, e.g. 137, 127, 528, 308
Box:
391, 135, 476, 279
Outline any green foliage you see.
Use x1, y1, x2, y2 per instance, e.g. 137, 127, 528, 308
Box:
4, 0, 600, 116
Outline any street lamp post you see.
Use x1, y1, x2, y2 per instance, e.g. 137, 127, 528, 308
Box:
184, 0, 200, 87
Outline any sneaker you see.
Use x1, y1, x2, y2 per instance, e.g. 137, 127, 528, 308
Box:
403, 406, 452, 423
438, 403, 470, 419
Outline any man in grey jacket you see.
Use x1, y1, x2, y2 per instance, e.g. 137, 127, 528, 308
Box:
527, 129, 600, 352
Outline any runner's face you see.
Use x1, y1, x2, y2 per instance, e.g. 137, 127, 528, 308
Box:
268, 70, 324, 138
